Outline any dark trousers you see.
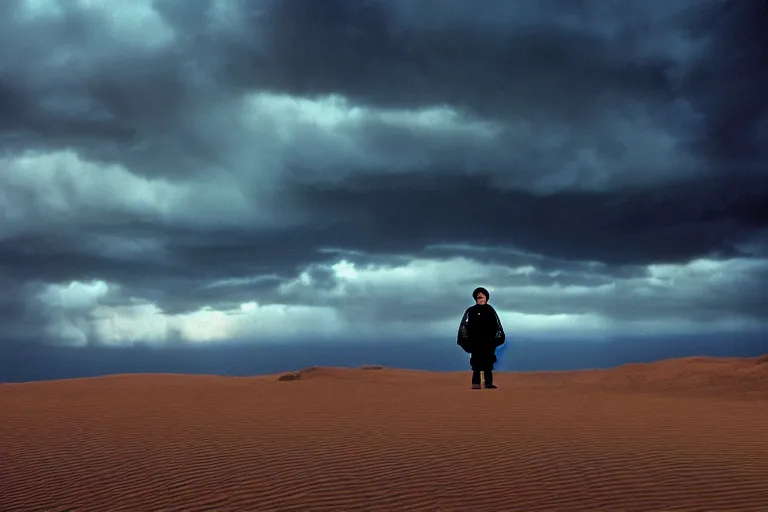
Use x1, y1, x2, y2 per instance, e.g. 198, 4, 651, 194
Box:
471, 369, 493, 385
470, 348, 496, 385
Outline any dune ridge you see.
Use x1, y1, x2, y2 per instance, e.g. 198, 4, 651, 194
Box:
2, 355, 767, 511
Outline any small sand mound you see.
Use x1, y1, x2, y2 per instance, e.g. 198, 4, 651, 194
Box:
293, 366, 359, 380
361, 365, 384, 370
278, 366, 351, 381
755, 354, 768, 365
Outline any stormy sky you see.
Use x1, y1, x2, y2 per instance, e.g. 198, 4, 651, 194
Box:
1, 0, 766, 352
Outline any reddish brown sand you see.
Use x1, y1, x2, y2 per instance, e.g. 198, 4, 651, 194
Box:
2, 356, 768, 512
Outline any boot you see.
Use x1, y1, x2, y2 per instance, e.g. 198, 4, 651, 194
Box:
471, 370, 482, 389
484, 370, 497, 389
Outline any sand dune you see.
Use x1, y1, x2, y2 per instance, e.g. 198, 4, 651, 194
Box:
2, 356, 767, 512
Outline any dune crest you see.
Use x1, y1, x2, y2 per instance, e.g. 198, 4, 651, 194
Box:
554, 354, 768, 399
2, 355, 768, 511
277, 365, 389, 382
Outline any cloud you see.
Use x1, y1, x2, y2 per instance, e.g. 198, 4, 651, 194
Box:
34, 279, 110, 346
276, 255, 768, 330
14, 253, 764, 347
0, 0, 766, 346
0, 149, 260, 236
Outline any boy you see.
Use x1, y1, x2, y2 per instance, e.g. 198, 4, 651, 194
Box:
456, 287, 506, 389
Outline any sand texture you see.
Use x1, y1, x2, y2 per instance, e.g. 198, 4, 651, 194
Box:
2, 356, 768, 512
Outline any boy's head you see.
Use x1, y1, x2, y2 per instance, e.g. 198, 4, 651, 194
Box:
472, 287, 489, 305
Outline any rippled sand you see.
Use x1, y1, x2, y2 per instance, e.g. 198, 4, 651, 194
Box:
2, 356, 767, 511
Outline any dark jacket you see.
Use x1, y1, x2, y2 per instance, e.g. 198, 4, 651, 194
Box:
457, 304, 505, 354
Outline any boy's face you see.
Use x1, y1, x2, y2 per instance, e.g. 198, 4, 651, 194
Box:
475, 293, 487, 305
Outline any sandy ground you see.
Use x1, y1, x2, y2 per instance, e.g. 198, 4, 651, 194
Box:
2, 355, 768, 512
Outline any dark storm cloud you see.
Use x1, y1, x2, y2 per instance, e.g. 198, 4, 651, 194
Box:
0, 0, 713, 171
256, 0, 767, 265
0, 0, 759, 183
0, 275, 37, 341
685, 0, 768, 168
0, 0, 766, 344
249, 0, 766, 172
288, 171, 767, 265
245, 0, 679, 114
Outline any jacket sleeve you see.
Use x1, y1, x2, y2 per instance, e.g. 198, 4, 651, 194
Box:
456, 308, 472, 353
492, 307, 506, 347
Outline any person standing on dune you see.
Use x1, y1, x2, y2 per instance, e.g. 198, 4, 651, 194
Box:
457, 287, 506, 389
